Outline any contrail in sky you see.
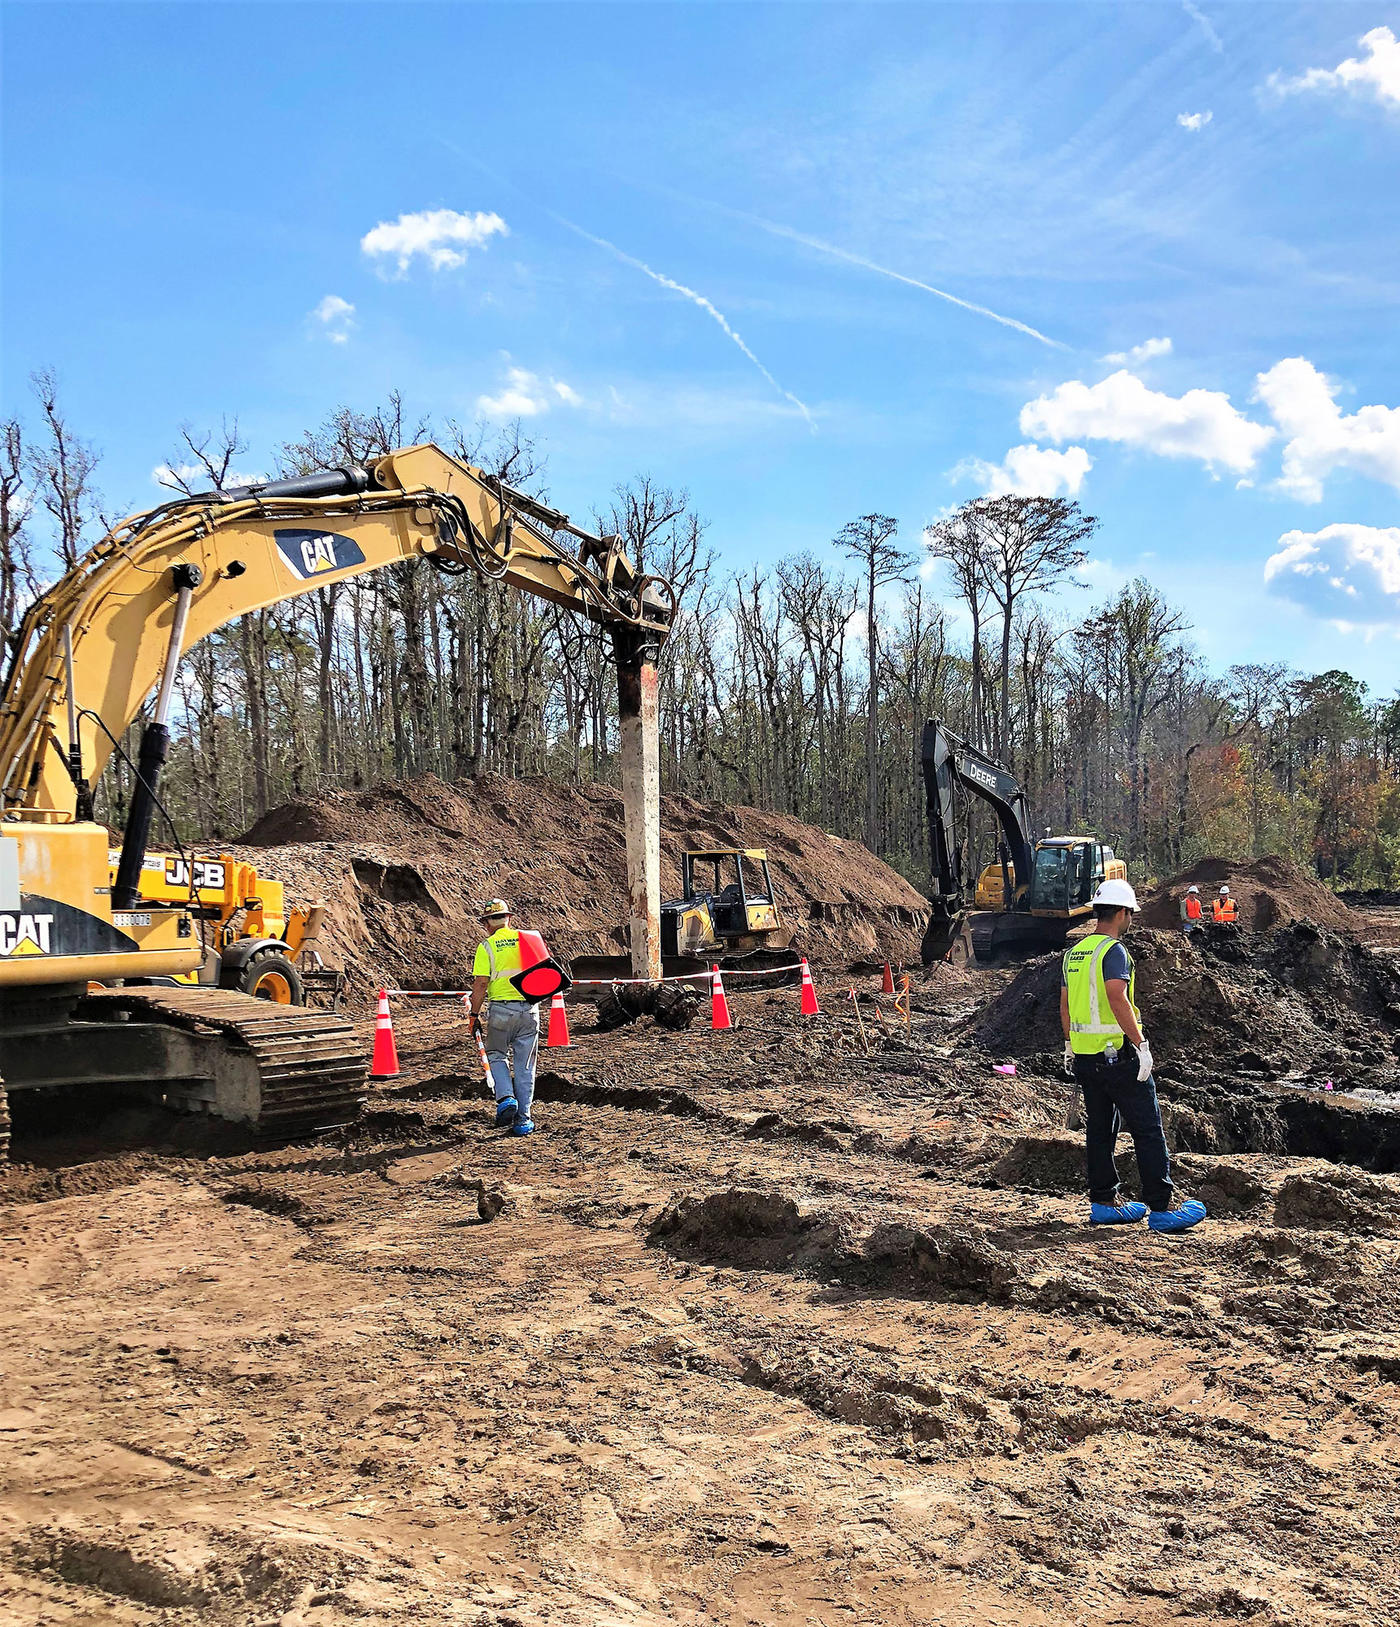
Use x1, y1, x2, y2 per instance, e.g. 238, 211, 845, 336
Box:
743, 214, 1066, 349
556, 216, 816, 429
1182, 1, 1224, 53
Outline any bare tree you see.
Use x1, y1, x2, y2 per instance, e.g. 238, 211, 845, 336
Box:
971, 496, 1095, 764
924, 507, 992, 747
157, 418, 250, 494
0, 418, 36, 657
833, 513, 914, 849
27, 370, 101, 567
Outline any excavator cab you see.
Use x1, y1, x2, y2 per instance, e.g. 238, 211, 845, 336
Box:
1027, 839, 1124, 917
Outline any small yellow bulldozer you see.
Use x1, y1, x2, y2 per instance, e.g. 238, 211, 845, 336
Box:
661, 848, 789, 960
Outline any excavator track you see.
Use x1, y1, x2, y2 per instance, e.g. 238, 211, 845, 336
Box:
77, 987, 367, 1139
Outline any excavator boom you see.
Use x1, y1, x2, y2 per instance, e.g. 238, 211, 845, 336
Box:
0, 443, 671, 821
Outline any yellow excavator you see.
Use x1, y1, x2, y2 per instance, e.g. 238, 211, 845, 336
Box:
0, 443, 673, 1158
920, 718, 1127, 965
108, 848, 338, 1004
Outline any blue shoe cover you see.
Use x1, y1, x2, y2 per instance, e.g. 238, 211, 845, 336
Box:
494, 1097, 518, 1128
510, 1118, 535, 1137
1089, 1201, 1148, 1225
1149, 1199, 1207, 1234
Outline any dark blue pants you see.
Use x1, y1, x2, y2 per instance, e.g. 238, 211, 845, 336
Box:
1074, 1048, 1174, 1212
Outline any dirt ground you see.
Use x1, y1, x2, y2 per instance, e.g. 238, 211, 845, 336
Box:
4, 931, 1400, 1626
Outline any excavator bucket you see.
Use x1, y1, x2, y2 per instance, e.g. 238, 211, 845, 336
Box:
921, 905, 970, 967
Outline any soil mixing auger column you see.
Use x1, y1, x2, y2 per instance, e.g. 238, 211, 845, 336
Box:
0, 444, 674, 1151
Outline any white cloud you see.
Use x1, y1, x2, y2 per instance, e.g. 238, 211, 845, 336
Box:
1102, 337, 1172, 366
960, 443, 1092, 498
1177, 110, 1213, 131
361, 208, 507, 275
1254, 358, 1400, 502
1265, 523, 1400, 624
1021, 369, 1273, 474
476, 365, 583, 420
310, 294, 355, 343
152, 461, 266, 491
1270, 25, 1400, 109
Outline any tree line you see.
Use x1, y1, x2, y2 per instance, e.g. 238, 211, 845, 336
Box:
4, 378, 1399, 890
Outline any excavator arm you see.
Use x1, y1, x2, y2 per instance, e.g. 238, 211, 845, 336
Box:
0, 442, 672, 824
919, 718, 1034, 963
0, 442, 674, 986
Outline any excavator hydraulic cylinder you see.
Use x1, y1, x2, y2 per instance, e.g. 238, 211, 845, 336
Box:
111, 721, 170, 911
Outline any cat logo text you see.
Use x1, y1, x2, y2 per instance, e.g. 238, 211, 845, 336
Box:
0, 912, 54, 956
273, 528, 367, 582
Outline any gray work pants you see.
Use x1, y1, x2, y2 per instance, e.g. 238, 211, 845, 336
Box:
485, 1001, 540, 1118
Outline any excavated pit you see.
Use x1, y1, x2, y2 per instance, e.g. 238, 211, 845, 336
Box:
965, 920, 1400, 1171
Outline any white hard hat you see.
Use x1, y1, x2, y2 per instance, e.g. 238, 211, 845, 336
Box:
1093, 878, 1139, 912
1219, 885, 1230, 895
1187, 885, 1199, 894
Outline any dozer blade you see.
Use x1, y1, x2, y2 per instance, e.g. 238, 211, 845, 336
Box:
76, 986, 367, 1138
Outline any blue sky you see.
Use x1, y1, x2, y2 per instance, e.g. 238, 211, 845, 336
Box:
5, 1, 1400, 689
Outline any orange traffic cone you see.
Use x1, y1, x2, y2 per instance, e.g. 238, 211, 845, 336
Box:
546, 989, 572, 1047
881, 962, 895, 996
799, 957, 821, 1016
370, 989, 400, 1079
710, 964, 732, 1031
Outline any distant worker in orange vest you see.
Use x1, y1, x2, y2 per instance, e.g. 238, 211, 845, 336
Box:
1212, 885, 1238, 925
1179, 884, 1204, 935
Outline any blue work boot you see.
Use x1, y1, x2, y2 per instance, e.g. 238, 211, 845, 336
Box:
494, 1097, 519, 1129
1089, 1201, 1148, 1225
1149, 1199, 1207, 1234
510, 1118, 535, 1137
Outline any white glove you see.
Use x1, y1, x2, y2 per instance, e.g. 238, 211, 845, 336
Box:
1136, 1042, 1153, 1082
1063, 1042, 1075, 1078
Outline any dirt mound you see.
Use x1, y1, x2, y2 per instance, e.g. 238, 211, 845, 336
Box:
1140, 854, 1351, 933
233, 773, 929, 998
967, 921, 1400, 1092
1273, 1168, 1400, 1234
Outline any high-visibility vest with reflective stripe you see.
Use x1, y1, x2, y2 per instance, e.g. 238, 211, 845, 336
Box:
1213, 897, 1237, 923
1064, 933, 1139, 1056
1183, 895, 1202, 921
475, 928, 526, 1003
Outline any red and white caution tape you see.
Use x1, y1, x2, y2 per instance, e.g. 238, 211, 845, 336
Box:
383, 963, 804, 998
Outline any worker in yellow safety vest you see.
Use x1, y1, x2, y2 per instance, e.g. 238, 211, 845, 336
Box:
1060, 879, 1207, 1234
468, 899, 540, 1136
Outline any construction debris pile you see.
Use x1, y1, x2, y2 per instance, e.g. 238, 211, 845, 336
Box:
234, 774, 930, 997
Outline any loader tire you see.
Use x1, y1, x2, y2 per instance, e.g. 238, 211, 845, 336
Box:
595, 988, 635, 1032
237, 950, 304, 1006
654, 984, 700, 1030
0, 1076, 8, 1167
